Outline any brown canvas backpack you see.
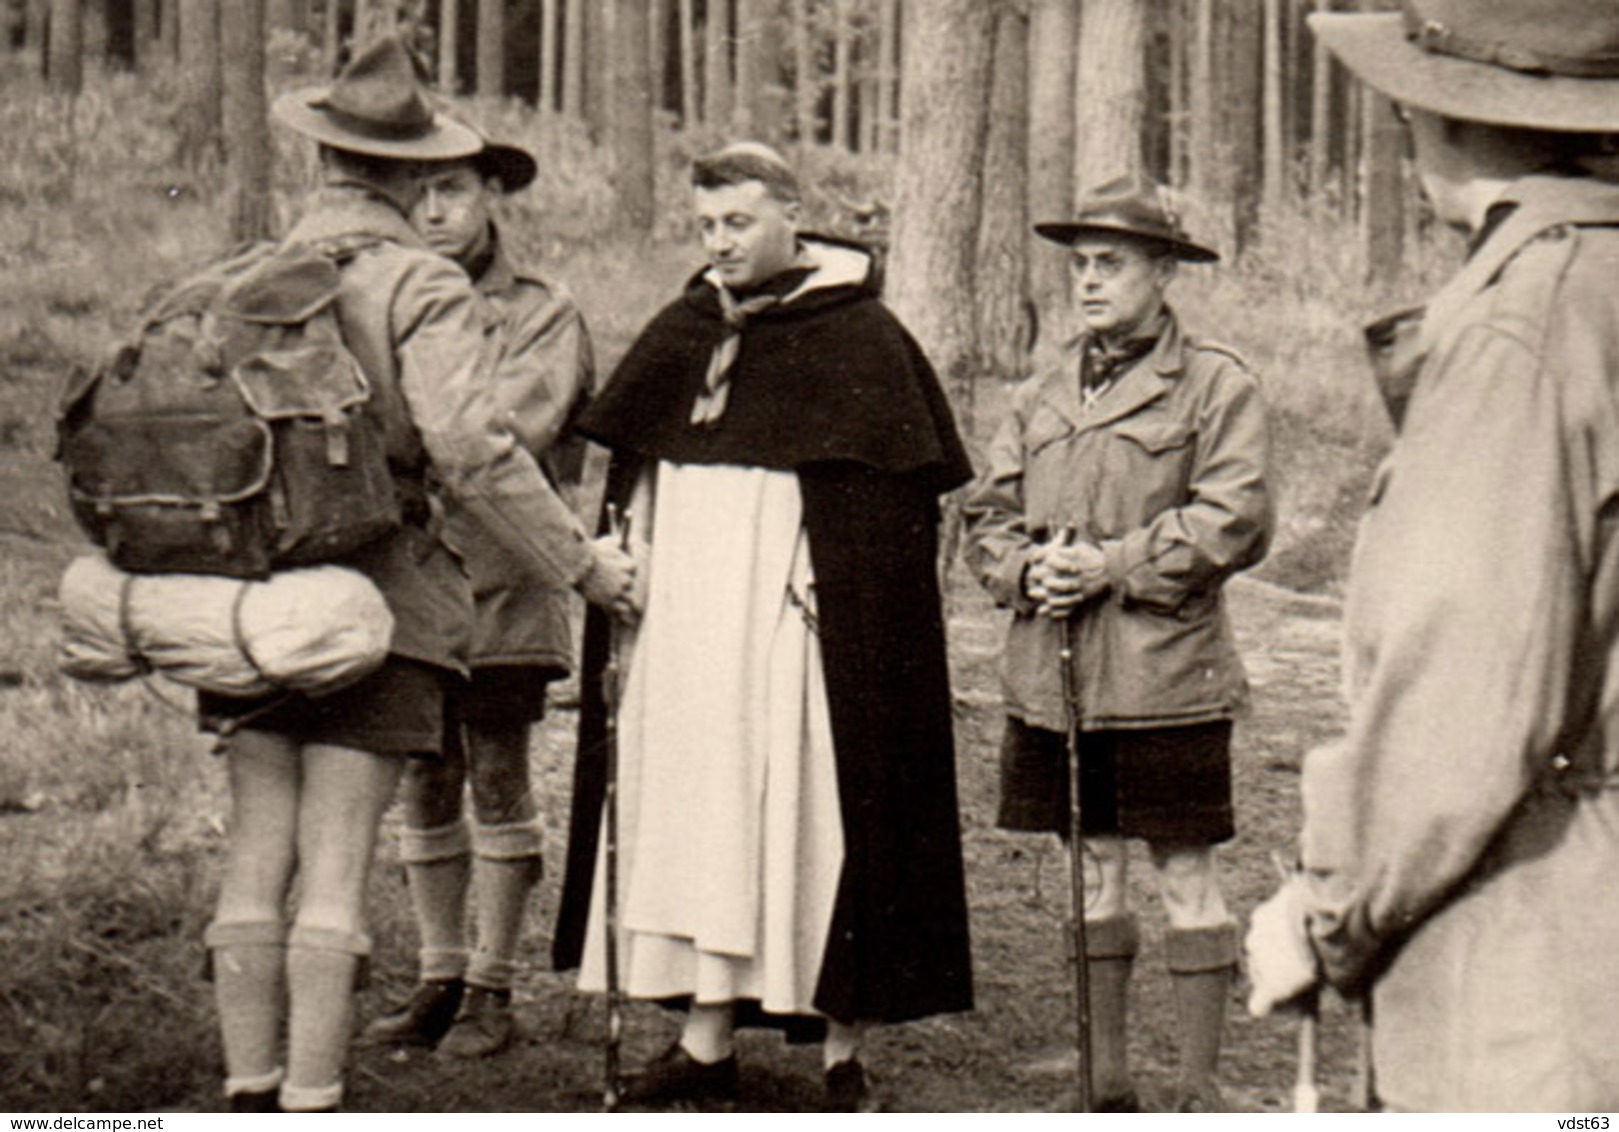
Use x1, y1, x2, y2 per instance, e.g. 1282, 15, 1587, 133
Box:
56, 239, 400, 579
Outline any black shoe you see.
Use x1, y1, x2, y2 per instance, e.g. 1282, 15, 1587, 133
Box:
362, 978, 465, 1047
822, 1058, 878, 1113
1048, 1085, 1142, 1113
622, 1041, 739, 1107
227, 1090, 279, 1113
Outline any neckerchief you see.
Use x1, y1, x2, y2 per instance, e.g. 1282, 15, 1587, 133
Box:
690, 265, 815, 427
1079, 316, 1165, 404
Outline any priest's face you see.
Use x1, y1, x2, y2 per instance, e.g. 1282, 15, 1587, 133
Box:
695, 179, 801, 291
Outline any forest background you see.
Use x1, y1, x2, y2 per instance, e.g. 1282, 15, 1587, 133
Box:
2, 0, 1455, 1112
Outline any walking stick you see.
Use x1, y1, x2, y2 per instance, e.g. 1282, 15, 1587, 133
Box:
1055, 528, 1093, 1114
1269, 852, 1321, 1114
601, 504, 632, 1112
1294, 990, 1322, 1113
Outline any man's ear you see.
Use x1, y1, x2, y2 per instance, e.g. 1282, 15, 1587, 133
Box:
783, 198, 803, 229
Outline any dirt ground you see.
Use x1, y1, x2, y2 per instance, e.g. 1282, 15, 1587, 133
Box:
320, 571, 1362, 1114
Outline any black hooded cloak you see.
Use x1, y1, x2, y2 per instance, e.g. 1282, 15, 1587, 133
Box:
552, 238, 974, 1026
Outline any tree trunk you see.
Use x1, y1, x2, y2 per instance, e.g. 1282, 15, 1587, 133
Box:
132, 0, 156, 69
322, 0, 339, 73
1308, 0, 1334, 205
266, 0, 300, 34
734, 0, 780, 139
1168, 0, 1188, 186
1261, 0, 1285, 217
1360, 78, 1403, 283
678, 0, 697, 126
1074, 0, 1145, 189
48, 0, 82, 91
585, 0, 612, 136
791, 0, 814, 144
614, 0, 655, 234
1026, 0, 1076, 336
1223, 1, 1263, 249
887, 0, 993, 434
352, 0, 371, 45
476, 0, 502, 98
652, 0, 669, 117
222, 0, 273, 241
831, 0, 851, 151
83, 0, 106, 68
563, 0, 584, 115
702, 0, 731, 130
177, 0, 222, 164
539, 0, 558, 108
25, 0, 48, 68
976, 2, 1031, 380
1189, 0, 1215, 201
438, 0, 459, 92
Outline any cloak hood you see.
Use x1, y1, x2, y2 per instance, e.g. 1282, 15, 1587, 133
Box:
577, 235, 971, 492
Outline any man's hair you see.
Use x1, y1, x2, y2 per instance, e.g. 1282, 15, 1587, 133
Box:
691, 142, 801, 203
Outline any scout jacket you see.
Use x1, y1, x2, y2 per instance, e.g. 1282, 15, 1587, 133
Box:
963, 310, 1272, 732
284, 183, 595, 671
1301, 173, 1619, 1111
441, 231, 595, 674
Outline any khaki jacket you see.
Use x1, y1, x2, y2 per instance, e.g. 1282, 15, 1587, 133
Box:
963, 311, 1272, 731
284, 185, 593, 671
443, 233, 594, 672
1302, 174, 1619, 1111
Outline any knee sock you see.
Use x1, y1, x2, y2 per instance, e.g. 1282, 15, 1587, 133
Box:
283, 924, 371, 1112
1166, 922, 1238, 1089
1084, 915, 1139, 1105
466, 819, 544, 991
823, 1019, 868, 1069
399, 820, 472, 984
205, 920, 287, 1095
680, 1003, 736, 1064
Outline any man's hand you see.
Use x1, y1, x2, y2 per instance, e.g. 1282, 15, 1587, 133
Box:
1026, 538, 1110, 617
1245, 875, 1322, 1017
578, 536, 639, 621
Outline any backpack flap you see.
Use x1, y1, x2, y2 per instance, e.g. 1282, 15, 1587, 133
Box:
60, 353, 275, 578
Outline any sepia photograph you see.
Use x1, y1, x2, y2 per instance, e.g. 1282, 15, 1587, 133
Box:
2, 0, 1617, 1116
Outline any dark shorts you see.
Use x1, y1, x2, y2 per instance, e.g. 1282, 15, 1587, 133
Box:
998, 716, 1234, 844
198, 657, 451, 757
449, 665, 552, 729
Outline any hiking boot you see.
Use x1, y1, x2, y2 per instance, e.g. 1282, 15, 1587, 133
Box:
362, 978, 464, 1047
436, 986, 515, 1059
822, 1058, 879, 1112
622, 1041, 739, 1107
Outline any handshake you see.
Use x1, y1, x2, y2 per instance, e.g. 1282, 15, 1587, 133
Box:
1024, 532, 1111, 618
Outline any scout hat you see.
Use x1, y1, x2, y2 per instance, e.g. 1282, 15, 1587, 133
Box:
1310, 0, 1619, 132
471, 139, 538, 194
1033, 173, 1219, 263
272, 35, 483, 160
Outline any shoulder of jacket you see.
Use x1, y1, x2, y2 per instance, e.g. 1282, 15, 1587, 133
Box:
1183, 336, 1250, 371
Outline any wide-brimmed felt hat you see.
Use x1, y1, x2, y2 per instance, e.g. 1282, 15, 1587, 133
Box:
272, 35, 483, 161
1034, 174, 1219, 263
1311, 0, 1619, 132
472, 140, 538, 194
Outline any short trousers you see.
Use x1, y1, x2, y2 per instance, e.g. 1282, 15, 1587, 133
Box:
449, 664, 553, 729
198, 657, 451, 757
998, 716, 1234, 844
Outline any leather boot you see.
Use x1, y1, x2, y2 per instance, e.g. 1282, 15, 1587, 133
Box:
1084, 915, 1140, 1111
1166, 922, 1238, 1112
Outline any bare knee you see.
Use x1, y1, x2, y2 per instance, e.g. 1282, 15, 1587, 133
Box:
1150, 842, 1230, 929
465, 723, 535, 826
